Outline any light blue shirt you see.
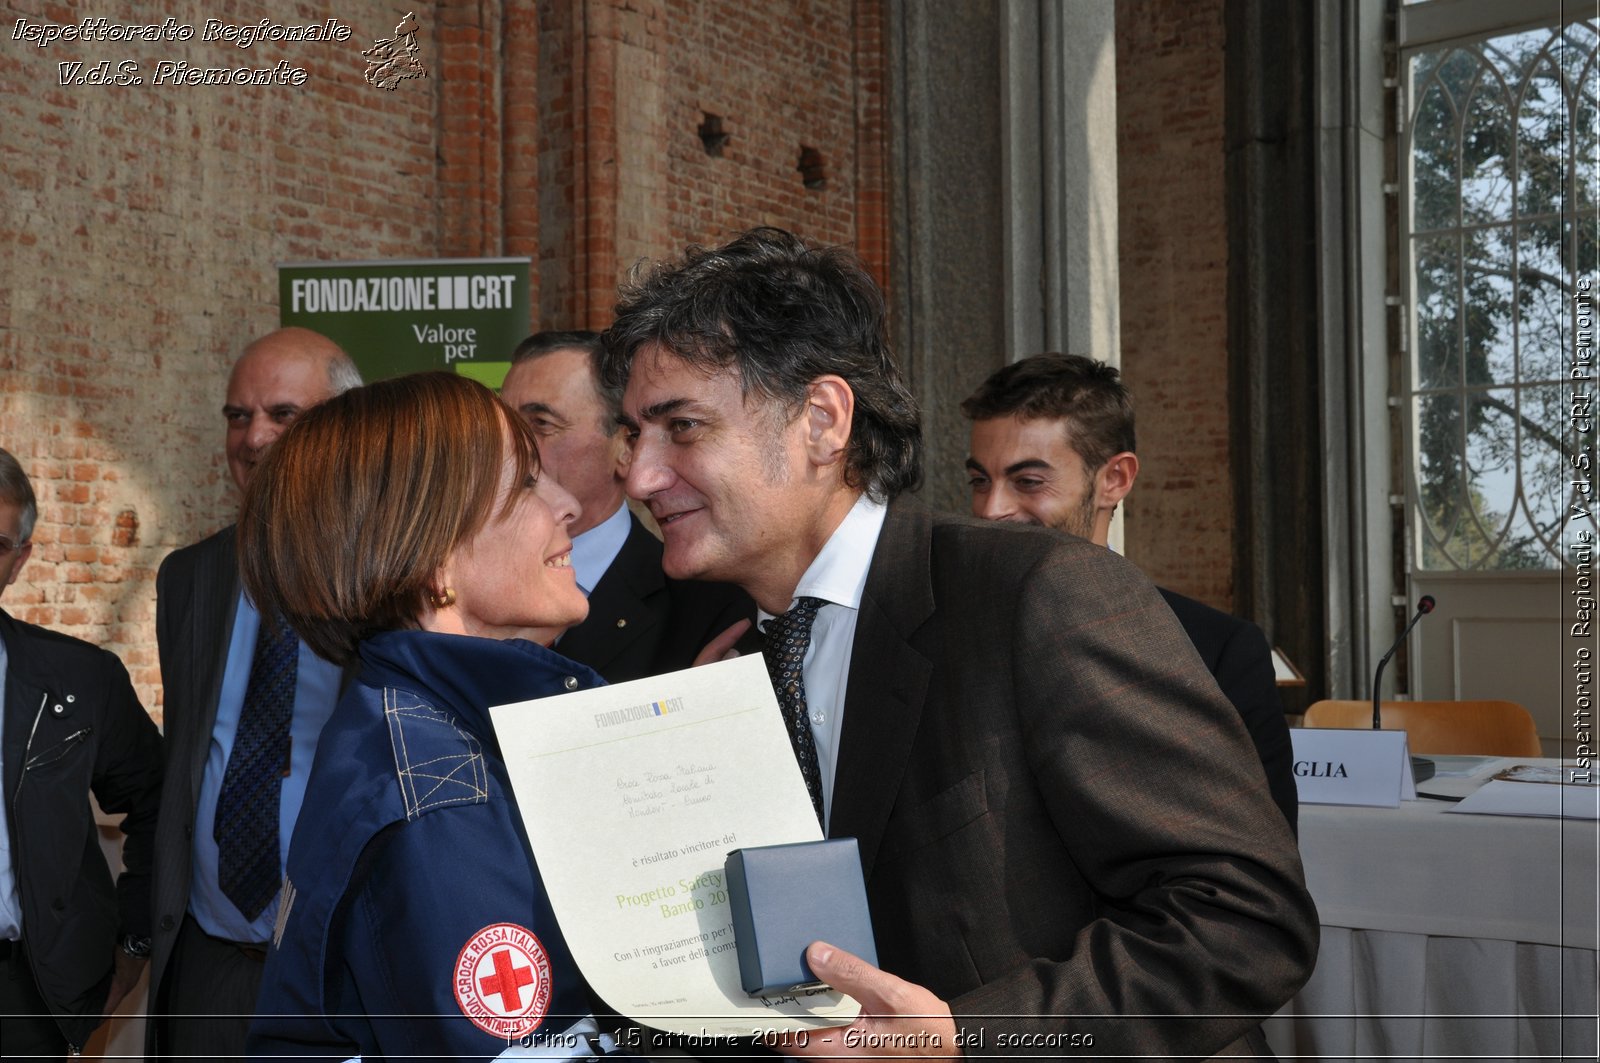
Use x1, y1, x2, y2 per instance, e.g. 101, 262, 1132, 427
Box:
755, 494, 888, 830
0, 632, 19, 941
568, 502, 631, 596
189, 593, 341, 944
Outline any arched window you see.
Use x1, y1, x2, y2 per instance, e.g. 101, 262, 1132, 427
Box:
1392, 0, 1596, 745
1404, 16, 1598, 570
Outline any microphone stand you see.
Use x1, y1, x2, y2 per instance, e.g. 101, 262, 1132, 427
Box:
1372, 596, 1436, 729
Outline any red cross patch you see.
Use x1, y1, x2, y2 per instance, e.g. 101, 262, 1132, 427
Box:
453, 922, 553, 1039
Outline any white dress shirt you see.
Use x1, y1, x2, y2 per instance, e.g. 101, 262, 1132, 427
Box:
755, 494, 888, 829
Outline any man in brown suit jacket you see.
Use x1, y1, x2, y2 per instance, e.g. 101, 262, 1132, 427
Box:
602, 228, 1317, 1058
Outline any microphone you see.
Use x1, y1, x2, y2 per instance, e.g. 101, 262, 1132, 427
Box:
1372, 595, 1436, 729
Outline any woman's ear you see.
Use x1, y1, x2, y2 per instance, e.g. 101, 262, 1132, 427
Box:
415, 559, 459, 633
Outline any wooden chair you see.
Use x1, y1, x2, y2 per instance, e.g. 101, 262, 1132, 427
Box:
1302, 699, 1542, 757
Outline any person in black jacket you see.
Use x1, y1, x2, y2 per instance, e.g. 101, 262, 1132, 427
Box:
0, 446, 163, 1057
962, 354, 1298, 832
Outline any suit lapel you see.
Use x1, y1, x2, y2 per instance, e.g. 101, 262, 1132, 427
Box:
184, 527, 241, 800
0, 613, 43, 806
829, 499, 935, 878
558, 515, 664, 673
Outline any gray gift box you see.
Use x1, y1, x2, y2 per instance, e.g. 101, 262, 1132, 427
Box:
724, 838, 878, 996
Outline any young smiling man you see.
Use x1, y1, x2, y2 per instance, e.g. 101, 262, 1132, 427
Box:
962, 353, 1298, 832
601, 228, 1316, 1058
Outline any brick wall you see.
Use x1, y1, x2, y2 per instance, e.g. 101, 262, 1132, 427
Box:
1, 1, 887, 719
537, 0, 579, 324
1, 2, 443, 718
1114, 0, 1236, 612
534, 0, 884, 329
435, 1, 504, 258
659, 0, 860, 252
851, 0, 889, 291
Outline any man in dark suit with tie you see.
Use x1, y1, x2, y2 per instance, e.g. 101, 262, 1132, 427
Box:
962, 353, 1298, 832
146, 328, 360, 1058
499, 331, 752, 682
602, 228, 1317, 1058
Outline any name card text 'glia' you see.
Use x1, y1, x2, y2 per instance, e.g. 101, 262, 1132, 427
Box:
1289, 728, 1417, 807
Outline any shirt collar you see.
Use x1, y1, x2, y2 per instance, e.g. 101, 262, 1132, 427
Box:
758, 493, 888, 625
569, 501, 631, 595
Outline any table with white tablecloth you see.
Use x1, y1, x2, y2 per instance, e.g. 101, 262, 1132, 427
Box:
1264, 758, 1598, 1061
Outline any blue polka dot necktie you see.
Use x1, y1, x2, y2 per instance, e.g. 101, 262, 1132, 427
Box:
214, 610, 296, 921
761, 596, 826, 826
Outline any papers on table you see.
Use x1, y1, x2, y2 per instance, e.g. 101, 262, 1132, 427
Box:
1423, 754, 1500, 779
490, 655, 859, 1037
1414, 755, 1502, 800
1448, 765, 1600, 820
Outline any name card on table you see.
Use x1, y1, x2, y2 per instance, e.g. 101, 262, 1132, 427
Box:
1289, 728, 1418, 807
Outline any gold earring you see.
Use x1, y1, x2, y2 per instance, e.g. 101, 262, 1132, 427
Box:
430, 587, 456, 609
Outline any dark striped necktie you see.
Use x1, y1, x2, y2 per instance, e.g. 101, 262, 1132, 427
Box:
214, 610, 296, 921
761, 596, 827, 826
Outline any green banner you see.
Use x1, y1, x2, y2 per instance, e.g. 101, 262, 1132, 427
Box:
277, 258, 529, 387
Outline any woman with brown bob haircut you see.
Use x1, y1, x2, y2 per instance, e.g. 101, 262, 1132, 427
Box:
238, 372, 628, 1060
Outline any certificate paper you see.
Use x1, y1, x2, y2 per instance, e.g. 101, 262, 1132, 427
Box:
490, 654, 859, 1037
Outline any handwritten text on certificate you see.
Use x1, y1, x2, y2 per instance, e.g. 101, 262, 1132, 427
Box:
490, 654, 858, 1037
